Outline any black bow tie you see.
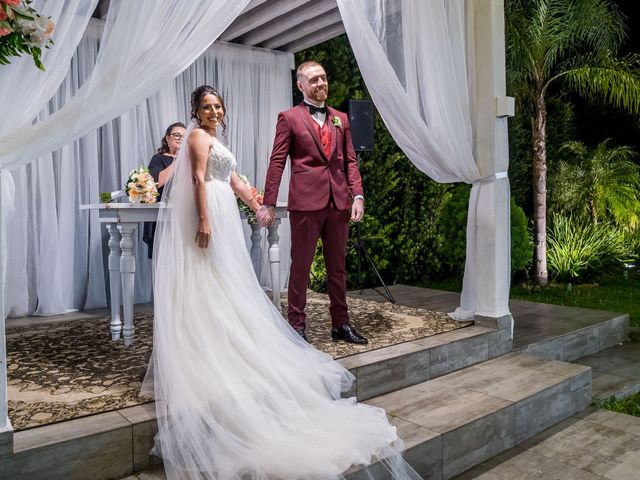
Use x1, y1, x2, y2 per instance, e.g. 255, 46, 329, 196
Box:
305, 103, 327, 115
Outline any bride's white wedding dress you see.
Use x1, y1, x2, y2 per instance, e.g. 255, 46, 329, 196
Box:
146, 124, 420, 480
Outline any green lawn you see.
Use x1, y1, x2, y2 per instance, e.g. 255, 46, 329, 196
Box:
510, 272, 640, 328
425, 270, 640, 328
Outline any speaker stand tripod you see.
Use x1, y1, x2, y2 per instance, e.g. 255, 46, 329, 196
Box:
315, 152, 395, 303
346, 218, 395, 303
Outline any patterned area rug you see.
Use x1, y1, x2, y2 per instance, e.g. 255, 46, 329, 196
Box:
7, 291, 469, 431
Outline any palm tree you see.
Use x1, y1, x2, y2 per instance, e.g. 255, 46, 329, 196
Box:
551, 139, 640, 228
506, 0, 640, 285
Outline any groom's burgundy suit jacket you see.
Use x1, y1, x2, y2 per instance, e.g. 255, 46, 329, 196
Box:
263, 103, 363, 211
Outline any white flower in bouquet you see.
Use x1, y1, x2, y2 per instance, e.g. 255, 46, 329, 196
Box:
125, 167, 159, 204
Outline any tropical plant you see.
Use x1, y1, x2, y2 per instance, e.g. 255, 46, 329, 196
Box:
506, 0, 640, 285
551, 139, 640, 228
546, 214, 628, 282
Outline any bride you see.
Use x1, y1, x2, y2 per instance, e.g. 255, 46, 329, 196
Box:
145, 85, 421, 480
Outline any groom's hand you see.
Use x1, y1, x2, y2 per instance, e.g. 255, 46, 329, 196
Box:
256, 205, 275, 227
351, 198, 364, 222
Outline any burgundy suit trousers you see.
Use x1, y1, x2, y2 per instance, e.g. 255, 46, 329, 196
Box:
288, 203, 350, 330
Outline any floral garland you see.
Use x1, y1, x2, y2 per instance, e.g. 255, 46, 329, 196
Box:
236, 174, 263, 224
0, 0, 54, 70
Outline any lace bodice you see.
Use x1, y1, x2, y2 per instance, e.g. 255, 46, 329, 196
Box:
205, 138, 237, 182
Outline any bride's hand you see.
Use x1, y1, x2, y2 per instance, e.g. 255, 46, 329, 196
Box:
196, 221, 211, 249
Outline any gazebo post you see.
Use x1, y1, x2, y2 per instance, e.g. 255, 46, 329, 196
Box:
0, 169, 12, 456
468, 0, 514, 328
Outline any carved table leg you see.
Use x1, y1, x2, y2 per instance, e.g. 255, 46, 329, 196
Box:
249, 222, 263, 279
118, 223, 137, 347
105, 223, 122, 341
267, 219, 281, 307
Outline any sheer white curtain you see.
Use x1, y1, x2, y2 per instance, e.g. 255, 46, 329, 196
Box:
0, 0, 251, 167
337, 0, 511, 319
6, 21, 293, 316
0, 0, 98, 307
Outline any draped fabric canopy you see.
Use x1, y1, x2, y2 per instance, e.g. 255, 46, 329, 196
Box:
6, 20, 293, 316
336, 0, 511, 319
0, 0, 511, 432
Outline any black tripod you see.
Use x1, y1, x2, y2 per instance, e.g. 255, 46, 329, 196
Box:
346, 211, 395, 303
315, 152, 395, 303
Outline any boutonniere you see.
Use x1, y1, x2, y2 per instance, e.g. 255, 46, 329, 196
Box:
332, 116, 342, 128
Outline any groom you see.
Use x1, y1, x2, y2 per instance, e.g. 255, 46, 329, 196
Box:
257, 60, 368, 345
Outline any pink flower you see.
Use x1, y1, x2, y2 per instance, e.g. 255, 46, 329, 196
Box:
1, 0, 21, 7
0, 26, 11, 37
0, 9, 7, 21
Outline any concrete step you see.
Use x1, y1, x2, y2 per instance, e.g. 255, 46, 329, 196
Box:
107, 352, 592, 480
338, 323, 511, 401
0, 324, 512, 480
349, 352, 591, 479
574, 340, 640, 401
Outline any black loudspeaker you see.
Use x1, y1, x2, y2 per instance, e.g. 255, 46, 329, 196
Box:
348, 99, 374, 152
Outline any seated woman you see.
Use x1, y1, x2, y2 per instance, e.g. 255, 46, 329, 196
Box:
143, 122, 186, 259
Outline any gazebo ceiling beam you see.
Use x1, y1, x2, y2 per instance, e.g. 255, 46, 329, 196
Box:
241, 0, 271, 14
281, 21, 345, 53
220, 0, 312, 42
238, 1, 338, 47
260, 8, 342, 50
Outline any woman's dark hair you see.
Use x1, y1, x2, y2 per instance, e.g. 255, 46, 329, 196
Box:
190, 85, 227, 135
157, 122, 186, 154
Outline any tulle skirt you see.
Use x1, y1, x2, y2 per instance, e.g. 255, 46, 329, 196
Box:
146, 179, 420, 479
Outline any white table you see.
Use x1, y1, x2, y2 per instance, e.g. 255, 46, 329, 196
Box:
80, 202, 287, 346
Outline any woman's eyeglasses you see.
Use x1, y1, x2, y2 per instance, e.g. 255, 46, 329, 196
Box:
170, 133, 183, 140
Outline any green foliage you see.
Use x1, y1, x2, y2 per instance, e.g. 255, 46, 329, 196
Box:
293, 35, 365, 108
599, 393, 640, 418
550, 139, 640, 228
436, 184, 533, 276
506, 0, 640, 284
506, 0, 631, 96
0, 1, 53, 71
546, 214, 628, 282
344, 114, 451, 288
510, 268, 640, 328
511, 199, 533, 275
309, 241, 327, 291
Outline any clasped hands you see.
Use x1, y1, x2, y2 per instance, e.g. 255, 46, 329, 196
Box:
256, 205, 276, 227
255, 199, 364, 227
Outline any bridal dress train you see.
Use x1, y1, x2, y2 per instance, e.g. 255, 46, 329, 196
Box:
144, 122, 421, 480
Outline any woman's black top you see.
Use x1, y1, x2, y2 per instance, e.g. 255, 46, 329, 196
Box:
143, 153, 174, 259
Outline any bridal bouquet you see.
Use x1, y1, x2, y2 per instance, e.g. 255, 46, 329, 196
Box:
0, 0, 55, 70
125, 167, 159, 204
236, 174, 263, 224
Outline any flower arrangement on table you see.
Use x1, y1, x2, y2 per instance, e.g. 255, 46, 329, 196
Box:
236, 174, 263, 224
100, 167, 159, 204
0, 0, 55, 70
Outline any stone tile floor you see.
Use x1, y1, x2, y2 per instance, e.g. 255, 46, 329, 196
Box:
120, 397, 640, 480
58, 285, 640, 479
456, 408, 640, 480
575, 340, 640, 401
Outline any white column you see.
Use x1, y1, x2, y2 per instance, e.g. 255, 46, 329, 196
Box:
118, 223, 137, 347
468, 0, 512, 319
249, 223, 263, 279
267, 219, 281, 308
106, 224, 122, 341
0, 169, 12, 454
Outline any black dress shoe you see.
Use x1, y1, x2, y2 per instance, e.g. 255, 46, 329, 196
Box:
295, 327, 309, 342
331, 324, 368, 345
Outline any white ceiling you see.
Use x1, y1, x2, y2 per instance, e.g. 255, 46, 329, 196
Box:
92, 0, 345, 53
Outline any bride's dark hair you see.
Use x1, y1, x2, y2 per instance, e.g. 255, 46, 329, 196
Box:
190, 85, 227, 135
